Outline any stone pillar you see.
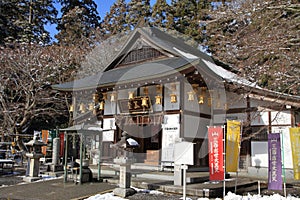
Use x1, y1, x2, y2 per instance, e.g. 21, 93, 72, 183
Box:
50, 138, 63, 172
52, 138, 60, 165
119, 163, 131, 188
113, 157, 136, 198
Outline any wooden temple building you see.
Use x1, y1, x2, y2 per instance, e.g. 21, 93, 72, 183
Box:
52, 27, 300, 175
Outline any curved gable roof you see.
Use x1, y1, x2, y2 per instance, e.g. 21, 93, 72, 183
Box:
51, 27, 300, 107
104, 27, 214, 71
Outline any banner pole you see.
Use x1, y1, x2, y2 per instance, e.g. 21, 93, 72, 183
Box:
235, 120, 242, 193
182, 164, 187, 200
281, 131, 287, 197
223, 125, 226, 199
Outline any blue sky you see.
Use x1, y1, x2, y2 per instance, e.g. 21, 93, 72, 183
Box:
47, 0, 161, 40
47, 1, 115, 39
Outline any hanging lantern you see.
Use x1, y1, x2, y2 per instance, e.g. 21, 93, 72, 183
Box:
170, 94, 177, 103
128, 91, 134, 99
198, 87, 206, 104
88, 103, 94, 111
188, 91, 195, 101
198, 95, 204, 104
141, 97, 148, 107
69, 104, 74, 112
110, 92, 117, 102
155, 95, 162, 105
99, 101, 105, 110
207, 98, 212, 107
79, 103, 86, 113
93, 93, 99, 103
143, 86, 149, 95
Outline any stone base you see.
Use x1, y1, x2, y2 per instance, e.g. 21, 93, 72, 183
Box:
23, 176, 42, 182
44, 171, 64, 177
50, 164, 63, 172
113, 187, 136, 198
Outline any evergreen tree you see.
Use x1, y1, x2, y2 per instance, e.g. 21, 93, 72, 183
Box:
101, 0, 129, 36
0, 0, 18, 45
170, 0, 209, 43
0, 0, 57, 45
56, 0, 101, 45
172, 0, 197, 33
151, 0, 170, 28
126, 0, 151, 29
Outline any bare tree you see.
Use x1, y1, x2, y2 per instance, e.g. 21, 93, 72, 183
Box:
206, 0, 300, 95
0, 44, 86, 150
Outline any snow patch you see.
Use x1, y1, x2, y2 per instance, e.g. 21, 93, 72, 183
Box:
173, 47, 198, 59
223, 192, 300, 200
84, 192, 124, 200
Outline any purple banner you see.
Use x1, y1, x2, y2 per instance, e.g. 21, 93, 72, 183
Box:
268, 133, 282, 190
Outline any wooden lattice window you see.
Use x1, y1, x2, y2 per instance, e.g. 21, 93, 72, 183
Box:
119, 47, 165, 66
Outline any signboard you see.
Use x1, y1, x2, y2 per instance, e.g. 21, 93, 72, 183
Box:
118, 96, 152, 114
208, 126, 224, 181
226, 120, 241, 172
290, 127, 300, 180
272, 126, 293, 168
268, 133, 282, 190
41, 130, 49, 155
161, 114, 180, 162
102, 130, 114, 142
103, 118, 116, 130
271, 111, 291, 125
174, 142, 194, 165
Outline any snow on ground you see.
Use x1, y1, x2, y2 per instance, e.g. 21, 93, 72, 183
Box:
84, 193, 125, 200
84, 187, 165, 200
85, 190, 300, 200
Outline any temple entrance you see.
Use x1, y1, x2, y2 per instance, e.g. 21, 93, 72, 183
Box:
115, 114, 163, 164
123, 125, 162, 164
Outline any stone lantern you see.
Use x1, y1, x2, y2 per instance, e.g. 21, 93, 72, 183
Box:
23, 137, 46, 182
110, 131, 139, 198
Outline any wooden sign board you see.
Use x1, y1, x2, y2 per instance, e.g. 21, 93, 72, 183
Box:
118, 96, 152, 114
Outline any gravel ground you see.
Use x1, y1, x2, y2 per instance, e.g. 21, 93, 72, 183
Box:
0, 167, 26, 187
127, 192, 198, 200
1, 166, 300, 200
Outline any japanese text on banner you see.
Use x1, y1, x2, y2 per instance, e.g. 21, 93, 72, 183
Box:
226, 120, 241, 172
268, 133, 282, 190
208, 126, 224, 181
290, 127, 300, 180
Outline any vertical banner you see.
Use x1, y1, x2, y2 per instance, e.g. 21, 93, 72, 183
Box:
226, 120, 241, 172
208, 126, 224, 181
59, 132, 64, 157
41, 130, 49, 155
268, 133, 282, 190
289, 127, 300, 180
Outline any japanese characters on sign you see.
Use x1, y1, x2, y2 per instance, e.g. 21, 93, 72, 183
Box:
268, 133, 282, 190
226, 120, 241, 172
118, 96, 152, 114
208, 126, 224, 181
